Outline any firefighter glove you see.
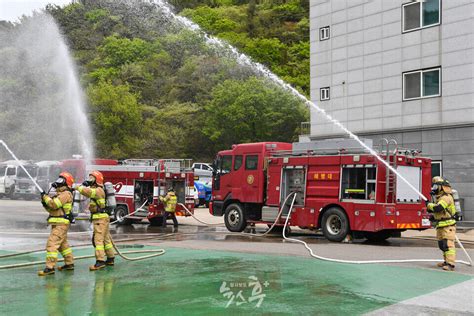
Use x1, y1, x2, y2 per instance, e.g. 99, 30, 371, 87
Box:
424, 199, 429, 207
82, 180, 90, 187
426, 203, 435, 212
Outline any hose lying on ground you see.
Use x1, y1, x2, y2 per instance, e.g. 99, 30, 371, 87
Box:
0, 249, 164, 270
281, 194, 473, 266
181, 197, 473, 267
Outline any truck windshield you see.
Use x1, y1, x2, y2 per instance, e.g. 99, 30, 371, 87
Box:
37, 167, 48, 178
18, 166, 38, 178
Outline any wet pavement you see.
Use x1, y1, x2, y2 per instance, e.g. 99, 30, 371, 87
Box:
0, 199, 473, 314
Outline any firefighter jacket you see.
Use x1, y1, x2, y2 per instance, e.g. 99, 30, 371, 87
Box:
42, 188, 73, 225
427, 193, 457, 228
160, 192, 177, 213
77, 185, 107, 220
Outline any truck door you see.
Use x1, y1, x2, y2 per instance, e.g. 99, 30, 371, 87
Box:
213, 155, 233, 193
241, 154, 261, 203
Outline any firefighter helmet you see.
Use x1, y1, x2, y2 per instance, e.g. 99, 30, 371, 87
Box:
168, 187, 174, 192
89, 170, 104, 187
431, 176, 452, 194
53, 172, 74, 189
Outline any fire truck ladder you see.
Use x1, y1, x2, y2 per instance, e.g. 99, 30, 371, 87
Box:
379, 139, 398, 203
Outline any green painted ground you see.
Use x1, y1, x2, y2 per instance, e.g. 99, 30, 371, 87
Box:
0, 246, 471, 315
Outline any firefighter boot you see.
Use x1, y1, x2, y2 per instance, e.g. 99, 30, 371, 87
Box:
38, 267, 55, 276
105, 257, 115, 266
436, 261, 447, 268
89, 261, 106, 271
58, 264, 75, 271
442, 264, 455, 271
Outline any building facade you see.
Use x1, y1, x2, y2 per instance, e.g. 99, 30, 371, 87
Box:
309, 0, 474, 220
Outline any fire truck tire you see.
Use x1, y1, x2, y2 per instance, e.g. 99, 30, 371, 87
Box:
224, 203, 247, 232
114, 205, 132, 225
364, 230, 391, 242
148, 216, 164, 226
321, 207, 349, 242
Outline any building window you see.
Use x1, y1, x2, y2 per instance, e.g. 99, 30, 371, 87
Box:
403, 67, 441, 101
431, 161, 442, 178
319, 26, 330, 41
320, 87, 330, 101
402, 0, 440, 32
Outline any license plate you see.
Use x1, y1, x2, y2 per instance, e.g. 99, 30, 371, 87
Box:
422, 219, 430, 226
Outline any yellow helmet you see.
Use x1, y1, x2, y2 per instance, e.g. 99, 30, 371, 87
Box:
431, 176, 452, 194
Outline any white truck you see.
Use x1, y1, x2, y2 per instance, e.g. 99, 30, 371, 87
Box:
0, 160, 26, 199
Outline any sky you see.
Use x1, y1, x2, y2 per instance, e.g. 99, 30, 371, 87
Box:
0, 0, 71, 22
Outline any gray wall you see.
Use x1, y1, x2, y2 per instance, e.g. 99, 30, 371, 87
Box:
309, 0, 474, 220
310, 0, 474, 135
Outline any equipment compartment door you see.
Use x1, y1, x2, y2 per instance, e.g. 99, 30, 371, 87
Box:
280, 167, 306, 216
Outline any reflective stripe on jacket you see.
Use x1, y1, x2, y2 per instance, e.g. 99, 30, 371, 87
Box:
428, 194, 457, 228
160, 193, 177, 213
42, 190, 73, 225
78, 185, 106, 213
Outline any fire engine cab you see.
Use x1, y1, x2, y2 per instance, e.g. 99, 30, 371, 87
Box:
210, 139, 432, 242
61, 158, 195, 225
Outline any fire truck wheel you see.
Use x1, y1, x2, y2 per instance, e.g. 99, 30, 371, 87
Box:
114, 205, 132, 225
224, 203, 247, 232
321, 207, 349, 242
148, 216, 164, 226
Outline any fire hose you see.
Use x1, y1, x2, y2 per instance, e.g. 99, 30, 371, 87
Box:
179, 195, 473, 267
0, 138, 471, 268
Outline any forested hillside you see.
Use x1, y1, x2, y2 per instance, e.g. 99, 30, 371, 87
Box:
3, 0, 310, 160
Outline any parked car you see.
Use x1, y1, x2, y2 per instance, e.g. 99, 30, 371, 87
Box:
192, 162, 213, 183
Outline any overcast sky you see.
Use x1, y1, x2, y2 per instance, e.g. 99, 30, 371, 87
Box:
0, 0, 72, 21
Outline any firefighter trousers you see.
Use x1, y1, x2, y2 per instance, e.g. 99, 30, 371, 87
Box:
436, 225, 456, 266
46, 224, 73, 269
162, 211, 178, 227
92, 217, 115, 262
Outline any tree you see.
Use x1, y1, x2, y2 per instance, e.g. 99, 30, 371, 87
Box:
203, 77, 308, 152
87, 81, 143, 158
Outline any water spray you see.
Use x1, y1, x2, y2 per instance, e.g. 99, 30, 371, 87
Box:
152, 0, 427, 201
0, 140, 44, 193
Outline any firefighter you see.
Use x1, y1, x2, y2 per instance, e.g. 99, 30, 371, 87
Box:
160, 187, 178, 228
38, 172, 75, 276
75, 170, 115, 271
426, 176, 459, 271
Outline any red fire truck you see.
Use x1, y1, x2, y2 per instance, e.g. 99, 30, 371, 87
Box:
60, 158, 195, 225
209, 139, 432, 242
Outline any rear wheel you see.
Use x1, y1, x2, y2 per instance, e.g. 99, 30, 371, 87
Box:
148, 216, 164, 226
114, 205, 132, 225
224, 203, 246, 232
321, 207, 349, 242
364, 230, 391, 242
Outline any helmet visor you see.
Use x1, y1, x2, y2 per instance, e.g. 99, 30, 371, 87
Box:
52, 177, 66, 188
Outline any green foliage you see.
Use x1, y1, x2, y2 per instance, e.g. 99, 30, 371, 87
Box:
40, 0, 310, 160
87, 81, 143, 158
204, 77, 308, 151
